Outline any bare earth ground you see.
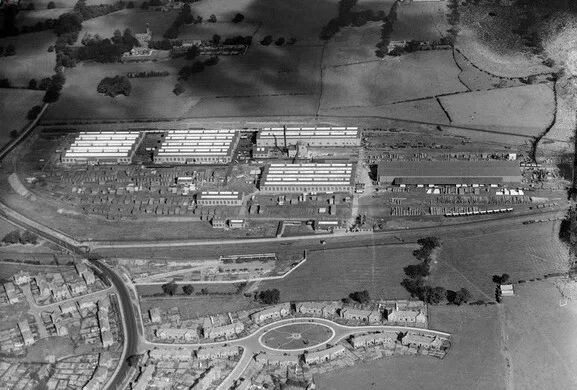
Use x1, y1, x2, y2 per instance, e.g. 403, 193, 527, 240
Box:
429, 220, 570, 300
0, 89, 44, 147
260, 244, 417, 301
316, 305, 507, 390
502, 280, 577, 389
438, 83, 555, 137
0, 31, 56, 87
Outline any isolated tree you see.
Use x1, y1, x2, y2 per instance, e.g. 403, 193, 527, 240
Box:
232, 13, 244, 23
204, 56, 219, 66
453, 288, 472, 306
260, 35, 273, 46
140, 1, 149, 9
182, 284, 194, 295
185, 45, 200, 60
208, 14, 217, 23
20, 231, 38, 245
212, 34, 221, 46
161, 282, 178, 296
47, 1, 56, 9
0, 78, 10, 88
27, 3, 35, 10
126, 354, 141, 367
275, 37, 285, 46
126, 1, 134, 8
28, 79, 37, 89
492, 273, 510, 284
47, 45, 55, 53
172, 83, 185, 96
200, 288, 208, 295
288, 37, 297, 45
259, 289, 280, 304
9, 130, 18, 139
97, 76, 132, 98
349, 290, 370, 304
27, 105, 43, 120
2, 230, 21, 244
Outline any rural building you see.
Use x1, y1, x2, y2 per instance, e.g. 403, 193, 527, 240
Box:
250, 303, 291, 324
350, 332, 396, 348
61, 131, 143, 164
341, 308, 381, 323
256, 126, 361, 148
13, 271, 31, 285
401, 333, 444, 349
196, 346, 240, 360
154, 129, 240, 164
313, 220, 341, 232
204, 322, 244, 339
260, 163, 356, 193
149, 348, 192, 361
255, 353, 300, 367
18, 321, 34, 346
500, 284, 515, 297
196, 191, 243, 206
377, 160, 522, 186
305, 345, 345, 364
228, 219, 246, 229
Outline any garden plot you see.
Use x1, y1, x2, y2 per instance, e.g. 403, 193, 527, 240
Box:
0, 31, 56, 86
80, 9, 179, 40
391, 1, 450, 42
260, 245, 416, 301
320, 50, 467, 109
439, 83, 555, 137
0, 89, 44, 147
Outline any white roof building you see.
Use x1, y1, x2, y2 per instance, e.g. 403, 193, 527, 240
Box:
154, 129, 240, 164
196, 191, 243, 206
62, 131, 142, 164
257, 126, 361, 148
260, 163, 356, 193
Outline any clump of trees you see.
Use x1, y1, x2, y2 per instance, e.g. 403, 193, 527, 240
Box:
126, 70, 169, 78
0, 44, 16, 56
222, 35, 252, 46
97, 75, 132, 98
0, 78, 10, 88
258, 289, 280, 304
349, 290, 370, 304
164, 4, 196, 39
232, 13, 244, 23
161, 281, 178, 296
173, 83, 185, 95
375, 2, 397, 57
27, 105, 43, 120
178, 60, 205, 80
182, 284, 194, 295
320, 0, 386, 40
42, 72, 66, 103
208, 14, 217, 23
1, 230, 39, 245
260, 35, 273, 46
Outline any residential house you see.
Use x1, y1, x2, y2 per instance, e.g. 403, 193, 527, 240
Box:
149, 308, 161, 324
297, 302, 325, 316
401, 333, 444, 349
255, 353, 300, 367
101, 330, 114, 348
70, 281, 88, 295
51, 314, 69, 337
13, 271, 31, 285
37, 278, 51, 298
193, 366, 222, 390
340, 308, 381, 323
52, 285, 71, 301
149, 348, 191, 361
350, 332, 396, 348
305, 345, 345, 364
18, 321, 34, 346
250, 303, 291, 324
204, 322, 244, 339
132, 365, 155, 390
4, 282, 19, 304
196, 346, 240, 360
322, 303, 340, 318
60, 301, 77, 314
387, 303, 427, 324
76, 263, 96, 285
78, 299, 96, 311
155, 328, 198, 341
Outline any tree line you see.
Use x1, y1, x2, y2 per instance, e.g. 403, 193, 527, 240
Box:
1, 230, 39, 245
320, 0, 386, 40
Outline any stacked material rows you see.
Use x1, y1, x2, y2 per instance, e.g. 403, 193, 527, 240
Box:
196, 191, 243, 206
61, 131, 142, 164
260, 163, 356, 193
154, 129, 240, 164
257, 126, 360, 147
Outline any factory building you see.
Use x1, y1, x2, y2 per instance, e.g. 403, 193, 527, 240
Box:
61, 131, 143, 164
256, 126, 360, 148
154, 129, 240, 164
377, 160, 523, 186
196, 191, 243, 206
260, 163, 356, 193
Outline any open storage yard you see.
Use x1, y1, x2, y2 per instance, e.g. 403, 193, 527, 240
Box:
316, 305, 508, 390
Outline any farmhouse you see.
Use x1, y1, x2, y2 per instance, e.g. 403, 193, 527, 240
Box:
305, 345, 345, 364
196, 346, 240, 360
204, 322, 244, 339
61, 131, 143, 164
250, 303, 291, 324
341, 308, 381, 323
260, 163, 356, 193
256, 126, 361, 148
350, 332, 397, 348
154, 129, 240, 164
255, 353, 300, 367
196, 191, 243, 206
377, 160, 523, 186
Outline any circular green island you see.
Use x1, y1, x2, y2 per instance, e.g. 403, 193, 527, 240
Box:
260, 322, 334, 351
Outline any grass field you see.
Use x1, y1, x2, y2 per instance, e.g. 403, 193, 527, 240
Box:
0, 31, 56, 87
316, 305, 508, 389
320, 51, 467, 109
15, 9, 73, 27
439, 83, 555, 136
0, 89, 44, 147
20, 0, 76, 10
323, 24, 382, 67
178, 21, 260, 42
391, 1, 450, 42
430, 221, 571, 300
80, 9, 179, 40
502, 280, 577, 389
140, 294, 262, 319
260, 245, 417, 301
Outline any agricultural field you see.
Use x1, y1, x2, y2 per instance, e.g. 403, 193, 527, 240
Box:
439, 83, 555, 137
538, 79, 576, 152
178, 21, 260, 42
79, 9, 180, 40
259, 244, 417, 301
316, 305, 508, 390
140, 294, 261, 319
322, 24, 383, 67
0, 89, 44, 147
429, 220, 571, 300
501, 280, 577, 389
391, 1, 450, 42
0, 31, 56, 87
15, 9, 73, 27
19, 0, 76, 10
320, 51, 467, 110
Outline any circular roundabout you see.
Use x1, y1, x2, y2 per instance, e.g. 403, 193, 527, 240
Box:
259, 322, 334, 351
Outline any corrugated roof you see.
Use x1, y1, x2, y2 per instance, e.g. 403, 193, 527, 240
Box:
378, 161, 521, 180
